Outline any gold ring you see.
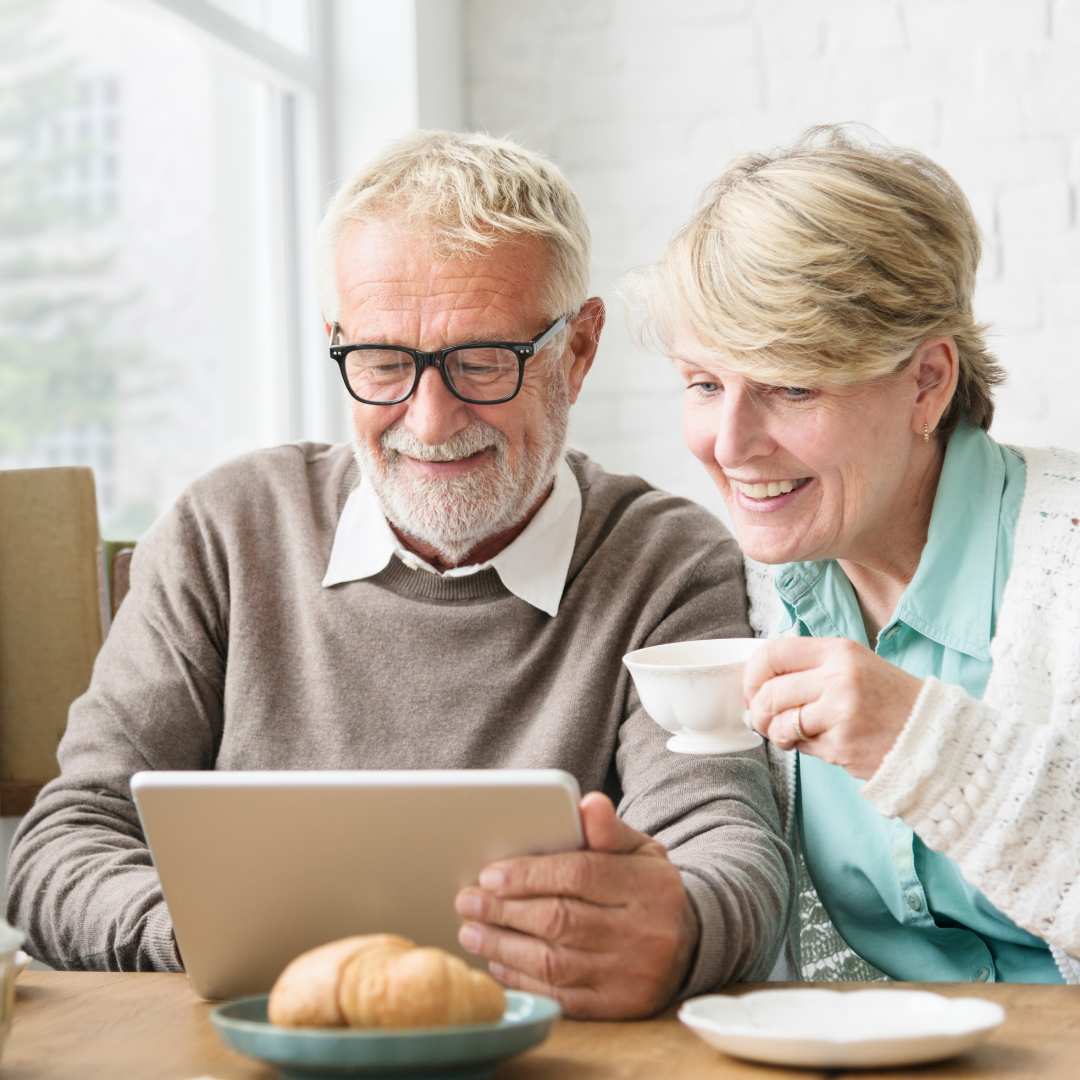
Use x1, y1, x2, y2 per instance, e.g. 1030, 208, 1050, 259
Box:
792, 706, 806, 742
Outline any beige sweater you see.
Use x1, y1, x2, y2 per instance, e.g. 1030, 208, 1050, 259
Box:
5, 444, 795, 997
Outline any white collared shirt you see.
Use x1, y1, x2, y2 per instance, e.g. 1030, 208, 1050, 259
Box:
322, 456, 582, 616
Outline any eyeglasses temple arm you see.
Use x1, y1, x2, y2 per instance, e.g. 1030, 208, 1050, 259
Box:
529, 315, 568, 354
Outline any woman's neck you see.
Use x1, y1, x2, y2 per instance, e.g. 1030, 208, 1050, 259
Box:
836, 443, 946, 645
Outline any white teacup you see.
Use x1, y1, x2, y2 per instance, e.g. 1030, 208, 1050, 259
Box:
623, 638, 764, 754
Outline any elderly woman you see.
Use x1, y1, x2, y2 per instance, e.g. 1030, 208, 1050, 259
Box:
633, 125, 1080, 984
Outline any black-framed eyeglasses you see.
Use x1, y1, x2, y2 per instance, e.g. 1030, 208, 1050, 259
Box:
329, 316, 568, 406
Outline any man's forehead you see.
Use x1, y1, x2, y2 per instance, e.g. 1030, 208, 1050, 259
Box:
336, 219, 549, 330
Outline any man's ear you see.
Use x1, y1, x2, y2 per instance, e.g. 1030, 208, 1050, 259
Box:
565, 297, 606, 404
910, 336, 960, 438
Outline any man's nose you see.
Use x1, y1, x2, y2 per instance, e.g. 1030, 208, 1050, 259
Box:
402, 367, 473, 445
713, 385, 775, 468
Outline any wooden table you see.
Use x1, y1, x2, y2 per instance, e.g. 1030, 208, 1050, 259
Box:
4, 972, 1080, 1079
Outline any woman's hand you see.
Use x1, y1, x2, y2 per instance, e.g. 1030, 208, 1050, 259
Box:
744, 638, 924, 780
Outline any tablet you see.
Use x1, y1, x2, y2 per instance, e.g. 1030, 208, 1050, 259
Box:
131, 769, 583, 1000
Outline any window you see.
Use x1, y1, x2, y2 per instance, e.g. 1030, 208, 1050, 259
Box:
0, 0, 334, 538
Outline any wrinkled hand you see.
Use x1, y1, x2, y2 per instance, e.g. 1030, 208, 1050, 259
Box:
744, 637, 924, 780
454, 792, 696, 1019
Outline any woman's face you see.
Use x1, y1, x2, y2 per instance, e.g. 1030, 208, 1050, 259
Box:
674, 340, 924, 567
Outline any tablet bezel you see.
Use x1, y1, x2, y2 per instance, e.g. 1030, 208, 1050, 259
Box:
132, 769, 584, 999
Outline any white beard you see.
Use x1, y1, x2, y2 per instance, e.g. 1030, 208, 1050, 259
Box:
352, 375, 570, 565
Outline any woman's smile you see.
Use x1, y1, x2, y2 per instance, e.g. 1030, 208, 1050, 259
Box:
728, 476, 811, 510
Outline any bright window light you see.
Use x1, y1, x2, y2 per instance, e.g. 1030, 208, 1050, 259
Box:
0, 0, 328, 539
206, 0, 312, 56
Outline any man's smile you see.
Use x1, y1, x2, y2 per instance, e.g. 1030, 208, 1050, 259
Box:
400, 447, 494, 479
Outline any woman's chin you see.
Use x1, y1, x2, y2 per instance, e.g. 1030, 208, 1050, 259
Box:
729, 519, 808, 566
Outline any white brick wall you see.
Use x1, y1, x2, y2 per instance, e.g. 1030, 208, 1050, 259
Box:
467, 0, 1080, 522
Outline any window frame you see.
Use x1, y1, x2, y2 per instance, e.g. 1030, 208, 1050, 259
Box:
136, 0, 337, 443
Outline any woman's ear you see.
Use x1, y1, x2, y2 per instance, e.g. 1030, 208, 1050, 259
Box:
910, 337, 960, 437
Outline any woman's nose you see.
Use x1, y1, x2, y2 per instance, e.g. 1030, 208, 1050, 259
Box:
713, 386, 774, 468
402, 367, 472, 446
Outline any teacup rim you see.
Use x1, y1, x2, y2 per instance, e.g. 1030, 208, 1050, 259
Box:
623, 637, 762, 671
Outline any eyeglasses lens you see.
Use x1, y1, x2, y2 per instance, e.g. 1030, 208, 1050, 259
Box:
444, 347, 520, 401
344, 350, 417, 403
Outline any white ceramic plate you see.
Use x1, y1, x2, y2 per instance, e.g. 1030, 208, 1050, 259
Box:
679, 988, 1005, 1069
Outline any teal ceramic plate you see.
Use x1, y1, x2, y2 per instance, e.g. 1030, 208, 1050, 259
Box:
210, 990, 561, 1079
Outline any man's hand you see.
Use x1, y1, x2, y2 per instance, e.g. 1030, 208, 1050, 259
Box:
453, 792, 697, 1019
744, 637, 924, 780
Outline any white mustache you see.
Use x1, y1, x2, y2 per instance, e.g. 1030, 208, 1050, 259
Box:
381, 423, 506, 463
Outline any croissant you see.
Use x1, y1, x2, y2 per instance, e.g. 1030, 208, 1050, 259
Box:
267, 934, 507, 1029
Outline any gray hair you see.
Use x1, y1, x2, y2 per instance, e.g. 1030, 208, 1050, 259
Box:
315, 130, 591, 326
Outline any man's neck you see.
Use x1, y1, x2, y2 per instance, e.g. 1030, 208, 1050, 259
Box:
390, 481, 554, 574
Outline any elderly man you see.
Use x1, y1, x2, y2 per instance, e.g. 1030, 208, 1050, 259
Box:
5, 132, 793, 1019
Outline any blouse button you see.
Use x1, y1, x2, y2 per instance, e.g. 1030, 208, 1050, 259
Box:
905, 890, 923, 912
972, 967, 991, 982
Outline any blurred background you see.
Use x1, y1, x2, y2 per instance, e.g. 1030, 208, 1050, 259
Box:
1, 0, 1077, 534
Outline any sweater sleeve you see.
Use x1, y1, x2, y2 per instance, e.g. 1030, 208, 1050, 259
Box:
862, 676, 1080, 959
615, 539, 797, 998
3, 494, 227, 971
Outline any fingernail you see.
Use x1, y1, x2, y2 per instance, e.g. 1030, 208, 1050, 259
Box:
458, 924, 483, 954
489, 962, 506, 981
456, 892, 482, 919
478, 867, 505, 892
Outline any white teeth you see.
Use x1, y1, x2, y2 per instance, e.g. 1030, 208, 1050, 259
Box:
733, 478, 807, 500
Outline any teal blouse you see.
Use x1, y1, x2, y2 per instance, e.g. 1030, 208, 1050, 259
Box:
775, 421, 1060, 984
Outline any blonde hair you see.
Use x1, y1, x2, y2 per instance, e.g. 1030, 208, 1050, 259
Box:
315, 130, 591, 326
629, 125, 1003, 434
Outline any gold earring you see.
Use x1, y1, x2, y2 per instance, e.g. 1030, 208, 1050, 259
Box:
924, 422, 930, 443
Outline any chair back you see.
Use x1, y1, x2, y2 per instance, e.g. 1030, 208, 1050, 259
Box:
0, 467, 106, 815
103, 541, 136, 619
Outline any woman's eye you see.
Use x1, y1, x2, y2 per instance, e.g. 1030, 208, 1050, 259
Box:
690, 379, 719, 393
777, 386, 812, 399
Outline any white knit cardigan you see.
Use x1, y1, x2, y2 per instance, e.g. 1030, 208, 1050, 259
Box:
748, 445, 1080, 984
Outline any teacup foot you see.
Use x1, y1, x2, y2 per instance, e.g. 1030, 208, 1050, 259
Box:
666, 731, 763, 755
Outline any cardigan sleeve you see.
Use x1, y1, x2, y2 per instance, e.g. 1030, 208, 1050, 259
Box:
863, 445, 1080, 960
862, 676, 1080, 958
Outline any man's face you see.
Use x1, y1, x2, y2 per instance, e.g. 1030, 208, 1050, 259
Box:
331, 220, 591, 564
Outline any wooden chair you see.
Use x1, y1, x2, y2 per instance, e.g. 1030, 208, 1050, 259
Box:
0, 468, 135, 815
103, 540, 136, 620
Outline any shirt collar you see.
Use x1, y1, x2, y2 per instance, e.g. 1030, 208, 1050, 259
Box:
774, 421, 1004, 661
322, 455, 582, 617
